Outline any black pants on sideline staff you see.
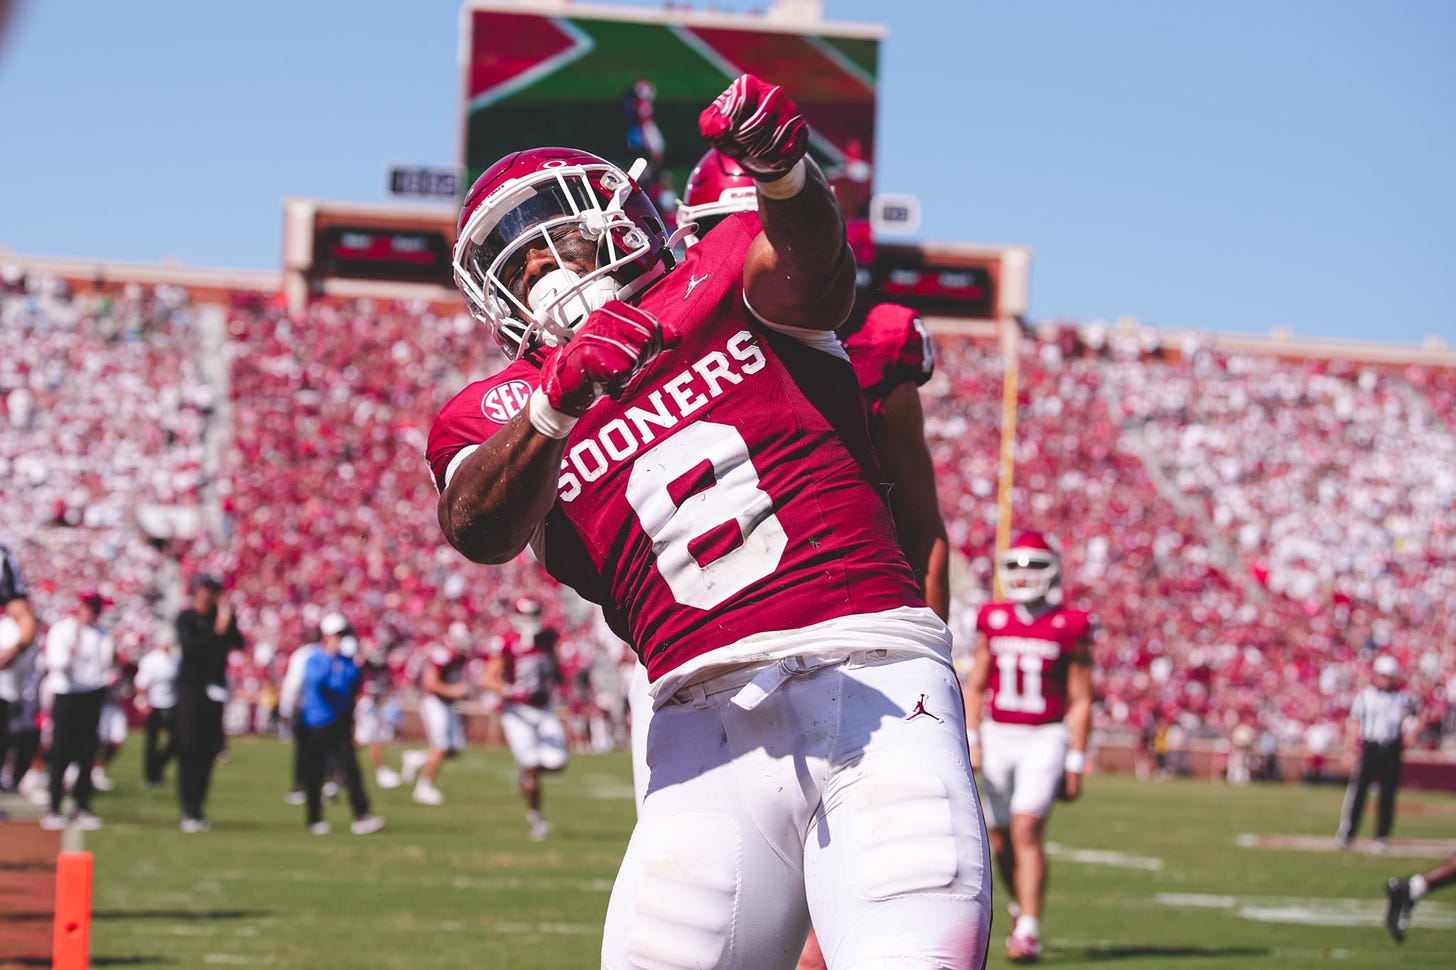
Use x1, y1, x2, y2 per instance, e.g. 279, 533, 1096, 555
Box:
3, 728, 39, 790
1340, 739, 1403, 841
144, 706, 177, 785
175, 690, 225, 823
296, 720, 369, 826
48, 689, 106, 815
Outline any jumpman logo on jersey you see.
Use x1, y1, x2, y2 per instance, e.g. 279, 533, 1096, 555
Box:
905, 694, 941, 722
684, 272, 710, 299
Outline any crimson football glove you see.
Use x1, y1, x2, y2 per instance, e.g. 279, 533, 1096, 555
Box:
539, 300, 675, 417
698, 74, 809, 181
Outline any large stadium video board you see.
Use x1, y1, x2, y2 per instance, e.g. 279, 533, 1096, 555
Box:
458, 1, 883, 224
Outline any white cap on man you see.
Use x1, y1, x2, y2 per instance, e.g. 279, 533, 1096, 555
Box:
320, 612, 348, 637
1373, 655, 1399, 677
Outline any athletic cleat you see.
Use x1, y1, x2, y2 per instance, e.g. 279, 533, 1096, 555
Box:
529, 817, 550, 841
72, 811, 103, 831
1006, 933, 1043, 963
284, 790, 306, 806
322, 781, 340, 803
351, 815, 385, 835
1385, 877, 1413, 943
90, 768, 114, 792
309, 821, 331, 835
180, 817, 211, 834
412, 782, 444, 806
375, 767, 402, 790
40, 813, 67, 831
400, 750, 428, 784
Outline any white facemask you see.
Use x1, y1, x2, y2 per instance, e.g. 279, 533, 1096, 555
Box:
528, 268, 619, 345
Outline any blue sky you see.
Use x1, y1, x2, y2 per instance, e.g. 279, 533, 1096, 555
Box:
1, 1, 1451, 346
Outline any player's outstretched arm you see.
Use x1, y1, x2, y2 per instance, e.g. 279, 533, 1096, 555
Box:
439, 301, 674, 564
699, 74, 856, 330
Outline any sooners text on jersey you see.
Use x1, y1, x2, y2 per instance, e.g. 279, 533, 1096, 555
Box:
427, 212, 924, 681
977, 602, 1091, 726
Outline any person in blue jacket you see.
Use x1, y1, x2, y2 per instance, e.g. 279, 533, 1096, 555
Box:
297, 613, 383, 835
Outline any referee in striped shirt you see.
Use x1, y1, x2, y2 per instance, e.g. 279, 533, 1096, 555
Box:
1337, 655, 1419, 850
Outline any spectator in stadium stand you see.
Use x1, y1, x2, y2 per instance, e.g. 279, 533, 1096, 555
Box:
1384, 849, 1456, 943
1337, 654, 1420, 851
478, 597, 568, 841
429, 75, 990, 967
174, 572, 244, 833
294, 612, 383, 836
962, 531, 1095, 964
0, 542, 39, 767
133, 638, 179, 787
40, 590, 116, 831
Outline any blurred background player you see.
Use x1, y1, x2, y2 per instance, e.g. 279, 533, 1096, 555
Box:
400, 626, 469, 806
1384, 849, 1456, 943
91, 643, 136, 793
0, 611, 42, 798
174, 572, 245, 833
962, 530, 1094, 963
133, 637, 179, 787
0, 541, 38, 768
294, 611, 383, 835
1336, 653, 1420, 850
41, 589, 116, 831
479, 597, 568, 841
353, 633, 401, 790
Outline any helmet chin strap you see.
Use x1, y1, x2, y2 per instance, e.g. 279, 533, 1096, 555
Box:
528, 268, 618, 344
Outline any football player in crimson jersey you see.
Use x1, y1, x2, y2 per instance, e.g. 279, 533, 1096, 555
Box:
428, 75, 990, 969
961, 530, 1095, 964
399, 631, 470, 806
478, 598, 568, 840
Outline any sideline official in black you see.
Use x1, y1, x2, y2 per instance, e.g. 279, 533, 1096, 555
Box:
175, 573, 244, 832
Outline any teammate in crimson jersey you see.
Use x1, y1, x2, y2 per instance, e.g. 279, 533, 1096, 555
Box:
399, 636, 469, 806
478, 598, 568, 840
962, 530, 1094, 964
429, 75, 989, 969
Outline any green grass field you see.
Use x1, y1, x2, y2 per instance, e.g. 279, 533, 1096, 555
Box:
70, 738, 1455, 968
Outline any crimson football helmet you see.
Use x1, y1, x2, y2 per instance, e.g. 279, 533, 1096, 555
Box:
677, 148, 758, 237
999, 530, 1063, 604
453, 147, 675, 359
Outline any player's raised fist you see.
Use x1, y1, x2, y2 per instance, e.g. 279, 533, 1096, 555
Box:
540, 300, 676, 416
698, 74, 808, 181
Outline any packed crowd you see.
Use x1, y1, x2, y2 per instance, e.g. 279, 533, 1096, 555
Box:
3, 274, 1453, 758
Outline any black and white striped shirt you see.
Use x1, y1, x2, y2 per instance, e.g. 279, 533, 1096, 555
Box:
1350, 686, 1417, 745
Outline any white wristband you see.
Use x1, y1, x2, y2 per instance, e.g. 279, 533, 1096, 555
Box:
966, 730, 981, 749
1064, 750, 1087, 775
757, 159, 806, 200
528, 387, 577, 439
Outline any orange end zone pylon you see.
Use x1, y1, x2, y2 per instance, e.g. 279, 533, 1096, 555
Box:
52, 851, 93, 970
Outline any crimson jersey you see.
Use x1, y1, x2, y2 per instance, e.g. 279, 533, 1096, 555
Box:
976, 602, 1092, 726
423, 645, 465, 699
842, 303, 934, 422
427, 212, 924, 681
496, 630, 562, 708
